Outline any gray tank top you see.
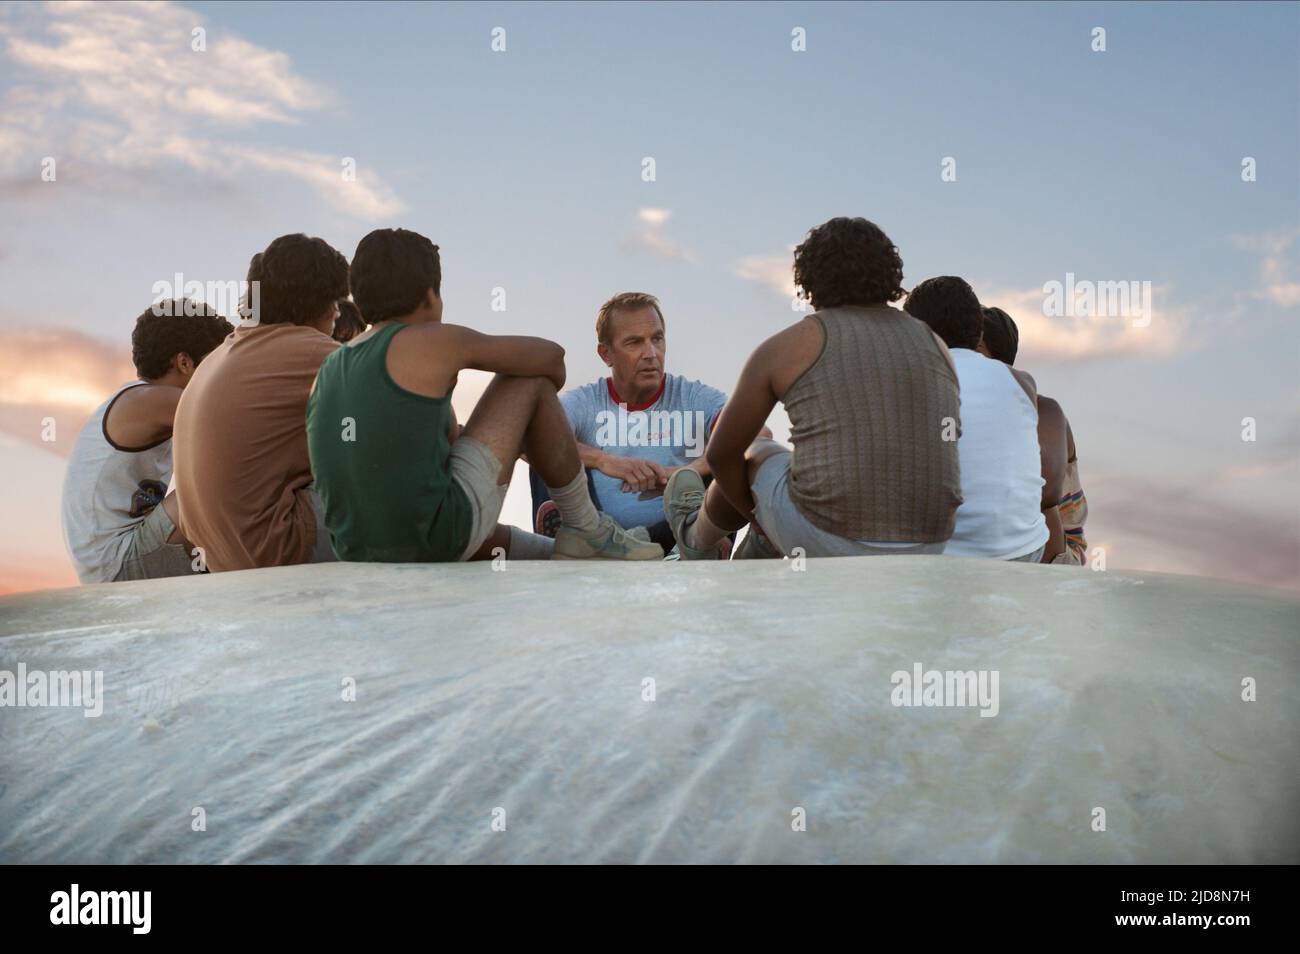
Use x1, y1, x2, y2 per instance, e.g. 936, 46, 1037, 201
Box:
783, 306, 962, 542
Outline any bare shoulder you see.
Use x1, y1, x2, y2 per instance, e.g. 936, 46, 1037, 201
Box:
104, 384, 182, 448
111, 383, 182, 419
386, 322, 463, 397
1009, 366, 1038, 403
764, 316, 825, 397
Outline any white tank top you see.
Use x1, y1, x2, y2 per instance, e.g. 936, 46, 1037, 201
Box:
945, 350, 1048, 559
61, 382, 175, 583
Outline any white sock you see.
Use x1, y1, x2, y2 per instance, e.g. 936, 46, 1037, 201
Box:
545, 470, 601, 533
509, 526, 555, 560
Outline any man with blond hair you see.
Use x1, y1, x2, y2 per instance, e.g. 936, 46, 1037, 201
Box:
539, 292, 737, 554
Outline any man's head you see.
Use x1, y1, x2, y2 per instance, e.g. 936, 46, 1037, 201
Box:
132, 300, 233, 385
333, 300, 367, 343
904, 276, 983, 350
979, 306, 1019, 365
253, 234, 349, 333
350, 228, 442, 324
596, 292, 665, 396
793, 217, 905, 310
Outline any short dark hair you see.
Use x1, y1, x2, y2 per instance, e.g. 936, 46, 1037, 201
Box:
792, 217, 905, 310
333, 300, 367, 343
132, 300, 232, 379
255, 234, 349, 326
904, 276, 983, 350
981, 306, 1019, 365
350, 228, 441, 323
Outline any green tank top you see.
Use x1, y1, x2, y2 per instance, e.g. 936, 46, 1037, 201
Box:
307, 322, 473, 562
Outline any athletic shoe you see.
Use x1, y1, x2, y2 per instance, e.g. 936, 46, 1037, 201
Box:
554, 514, 664, 560
534, 500, 561, 538
663, 468, 724, 560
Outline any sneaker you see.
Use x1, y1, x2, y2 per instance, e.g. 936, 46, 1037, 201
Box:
554, 514, 664, 560
663, 468, 724, 560
534, 500, 561, 538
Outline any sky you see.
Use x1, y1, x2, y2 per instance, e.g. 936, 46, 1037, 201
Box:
0, 0, 1297, 593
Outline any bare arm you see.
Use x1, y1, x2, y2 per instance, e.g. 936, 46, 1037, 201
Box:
103, 385, 182, 449
1034, 394, 1068, 509
705, 338, 782, 520
443, 325, 567, 391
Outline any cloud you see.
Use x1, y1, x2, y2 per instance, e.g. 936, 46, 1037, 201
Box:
1231, 228, 1300, 307
974, 282, 1190, 363
0, 328, 134, 458
733, 250, 798, 299
1086, 472, 1299, 591
621, 208, 696, 264
0, 1, 403, 219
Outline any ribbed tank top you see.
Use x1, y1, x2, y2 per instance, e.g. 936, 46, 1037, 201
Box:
783, 306, 962, 543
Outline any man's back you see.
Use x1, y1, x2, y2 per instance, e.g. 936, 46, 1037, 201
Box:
61, 382, 174, 583
307, 322, 473, 562
173, 324, 338, 572
944, 349, 1047, 559
781, 305, 962, 543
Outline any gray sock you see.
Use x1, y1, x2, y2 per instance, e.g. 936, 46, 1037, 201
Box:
509, 526, 555, 560
544, 469, 601, 532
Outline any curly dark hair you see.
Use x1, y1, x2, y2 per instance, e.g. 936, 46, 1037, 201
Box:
904, 276, 983, 350
792, 217, 905, 309
133, 300, 233, 379
255, 234, 349, 326
333, 299, 367, 343
981, 306, 1019, 365
350, 228, 441, 323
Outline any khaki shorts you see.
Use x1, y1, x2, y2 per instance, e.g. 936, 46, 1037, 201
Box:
449, 436, 509, 561
113, 504, 199, 581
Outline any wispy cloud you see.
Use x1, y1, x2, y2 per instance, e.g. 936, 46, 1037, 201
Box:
974, 282, 1190, 363
0, 328, 133, 458
733, 249, 797, 299
1087, 472, 1299, 591
621, 208, 696, 263
0, 0, 403, 219
1231, 228, 1300, 307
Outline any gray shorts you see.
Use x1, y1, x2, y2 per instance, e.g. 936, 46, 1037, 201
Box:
1010, 545, 1047, 563
113, 504, 199, 581
307, 486, 338, 564
449, 436, 509, 561
750, 452, 946, 558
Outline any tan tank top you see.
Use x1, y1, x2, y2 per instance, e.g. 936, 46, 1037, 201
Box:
783, 306, 962, 542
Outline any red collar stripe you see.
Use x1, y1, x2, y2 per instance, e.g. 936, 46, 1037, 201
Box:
606, 375, 665, 412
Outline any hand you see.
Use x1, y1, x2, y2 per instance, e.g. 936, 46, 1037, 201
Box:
599, 455, 667, 494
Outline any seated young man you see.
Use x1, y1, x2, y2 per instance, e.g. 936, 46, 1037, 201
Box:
980, 305, 1086, 565
904, 280, 1060, 562
61, 300, 232, 583
664, 216, 963, 559
306, 228, 661, 563
172, 234, 348, 572
540, 292, 734, 553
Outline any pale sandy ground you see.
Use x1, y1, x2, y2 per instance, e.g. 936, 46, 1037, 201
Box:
0, 556, 1295, 863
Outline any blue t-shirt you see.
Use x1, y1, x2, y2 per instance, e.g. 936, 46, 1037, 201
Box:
560, 374, 728, 530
